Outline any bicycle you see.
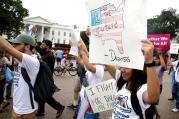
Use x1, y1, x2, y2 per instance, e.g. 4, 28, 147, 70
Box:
54, 62, 77, 76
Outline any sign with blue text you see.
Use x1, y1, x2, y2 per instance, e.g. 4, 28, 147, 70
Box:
85, 79, 117, 113
86, 0, 146, 70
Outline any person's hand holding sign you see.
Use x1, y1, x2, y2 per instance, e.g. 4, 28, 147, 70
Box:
141, 40, 154, 64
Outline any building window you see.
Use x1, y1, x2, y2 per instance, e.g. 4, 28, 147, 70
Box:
58, 31, 60, 36
52, 30, 55, 35
69, 33, 71, 37
64, 32, 66, 36
63, 38, 66, 44
58, 38, 60, 43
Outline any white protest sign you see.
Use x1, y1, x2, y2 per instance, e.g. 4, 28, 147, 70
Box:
170, 43, 179, 54
84, 79, 117, 113
69, 25, 80, 56
86, 0, 146, 70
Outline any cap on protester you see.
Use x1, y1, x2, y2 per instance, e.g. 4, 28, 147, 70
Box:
10, 34, 36, 46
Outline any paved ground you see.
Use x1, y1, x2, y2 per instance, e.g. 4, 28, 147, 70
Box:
1, 71, 179, 119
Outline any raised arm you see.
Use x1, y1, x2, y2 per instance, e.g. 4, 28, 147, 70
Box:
78, 42, 96, 73
105, 65, 116, 79
0, 36, 22, 62
141, 40, 160, 104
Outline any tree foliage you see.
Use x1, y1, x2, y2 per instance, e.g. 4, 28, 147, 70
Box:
0, 0, 28, 38
147, 8, 179, 39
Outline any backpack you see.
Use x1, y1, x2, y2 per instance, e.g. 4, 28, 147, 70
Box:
131, 87, 155, 119
21, 60, 56, 109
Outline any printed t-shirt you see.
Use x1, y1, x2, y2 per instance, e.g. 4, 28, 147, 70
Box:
13, 54, 40, 114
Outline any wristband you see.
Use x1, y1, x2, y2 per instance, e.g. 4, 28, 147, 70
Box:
145, 62, 155, 67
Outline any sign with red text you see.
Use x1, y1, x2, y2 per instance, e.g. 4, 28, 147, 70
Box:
147, 34, 170, 51
86, 0, 146, 70
84, 79, 117, 113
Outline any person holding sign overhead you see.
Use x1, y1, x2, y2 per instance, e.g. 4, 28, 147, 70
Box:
106, 40, 160, 119
75, 41, 104, 119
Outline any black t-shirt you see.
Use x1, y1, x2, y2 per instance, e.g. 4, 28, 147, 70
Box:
41, 51, 55, 73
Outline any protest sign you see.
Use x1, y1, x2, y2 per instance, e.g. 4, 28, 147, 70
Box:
84, 79, 117, 113
69, 25, 80, 56
86, 0, 146, 70
170, 43, 179, 54
147, 34, 170, 51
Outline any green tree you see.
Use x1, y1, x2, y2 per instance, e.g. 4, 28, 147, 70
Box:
0, 0, 28, 38
147, 8, 179, 39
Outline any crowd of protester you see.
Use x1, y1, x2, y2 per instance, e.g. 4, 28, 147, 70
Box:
0, 26, 178, 119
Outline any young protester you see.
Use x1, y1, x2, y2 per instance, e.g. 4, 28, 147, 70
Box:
75, 41, 104, 119
0, 34, 40, 119
170, 57, 179, 112
68, 26, 91, 110
106, 40, 160, 119
37, 40, 65, 118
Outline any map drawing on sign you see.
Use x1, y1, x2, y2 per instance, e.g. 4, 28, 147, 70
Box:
91, 0, 126, 54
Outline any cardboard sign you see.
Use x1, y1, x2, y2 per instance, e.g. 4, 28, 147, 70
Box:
170, 43, 179, 54
86, 0, 146, 70
85, 79, 117, 113
147, 34, 170, 51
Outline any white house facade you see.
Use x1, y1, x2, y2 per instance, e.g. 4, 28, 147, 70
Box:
23, 16, 72, 44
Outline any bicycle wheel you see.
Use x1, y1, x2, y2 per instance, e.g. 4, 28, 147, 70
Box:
68, 67, 77, 76
54, 66, 63, 76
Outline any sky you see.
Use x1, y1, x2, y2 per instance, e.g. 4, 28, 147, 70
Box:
21, 0, 179, 30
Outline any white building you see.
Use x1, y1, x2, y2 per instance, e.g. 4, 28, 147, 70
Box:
23, 16, 72, 44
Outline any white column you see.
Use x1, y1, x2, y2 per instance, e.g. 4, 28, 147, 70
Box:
41, 26, 44, 42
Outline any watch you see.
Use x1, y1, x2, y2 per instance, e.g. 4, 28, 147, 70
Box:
145, 62, 155, 67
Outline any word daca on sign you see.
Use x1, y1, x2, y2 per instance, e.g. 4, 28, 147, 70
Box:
109, 49, 130, 62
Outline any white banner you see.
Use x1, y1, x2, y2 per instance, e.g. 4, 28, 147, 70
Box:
86, 0, 146, 70
84, 79, 117, 113
170, 43, 179, 54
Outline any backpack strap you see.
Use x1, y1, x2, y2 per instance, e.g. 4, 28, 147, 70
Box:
131, 92, 144, 119
21, 68, 35, 109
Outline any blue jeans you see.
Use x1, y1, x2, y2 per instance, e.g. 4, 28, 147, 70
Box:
171, 69, 175, 94
172, 79, 179, 109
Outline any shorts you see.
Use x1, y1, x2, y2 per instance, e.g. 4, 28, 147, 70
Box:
12, 111, 36, 119
57, 58, 61, 63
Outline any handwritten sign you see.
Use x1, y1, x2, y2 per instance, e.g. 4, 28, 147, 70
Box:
84, 79, 117, 113
170, 43, 179, 54
147, 34, 170, 51
86, 0, 146, 70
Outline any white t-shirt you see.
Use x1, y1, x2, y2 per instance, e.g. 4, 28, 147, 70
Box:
85, 65, 104, 86
80, 65, 104, 99
112, 70, 150, 119
172, 60, 179, 82
13, 54, 40, 114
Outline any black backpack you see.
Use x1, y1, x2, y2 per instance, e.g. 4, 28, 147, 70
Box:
131, 88, 155, 119
21, 60, 56, 109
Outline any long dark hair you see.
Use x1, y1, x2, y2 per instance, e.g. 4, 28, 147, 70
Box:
117, 68, 147, 95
